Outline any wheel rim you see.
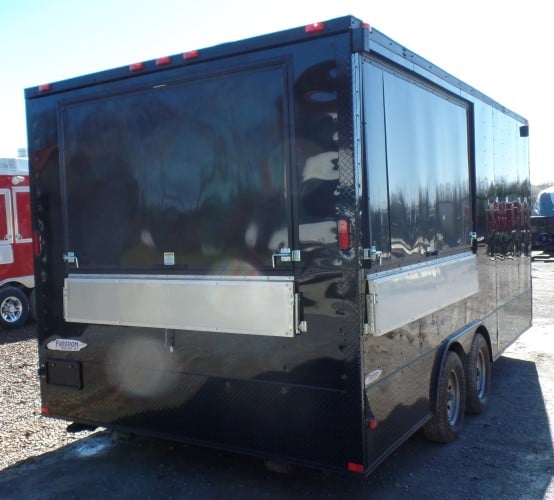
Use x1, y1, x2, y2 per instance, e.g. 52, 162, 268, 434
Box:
1, 296, 23, 324
475, 350, 487, 399
447, 369, 461, 426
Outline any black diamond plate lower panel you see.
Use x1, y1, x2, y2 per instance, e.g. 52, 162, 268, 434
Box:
44, 365, 357, 471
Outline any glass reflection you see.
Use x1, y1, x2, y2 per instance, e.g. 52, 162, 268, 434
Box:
363, 64, 390, 257
62, 65, 290, 271
475, 104, 531, 258
295, 60, 340, 255
364, 61, 471, 263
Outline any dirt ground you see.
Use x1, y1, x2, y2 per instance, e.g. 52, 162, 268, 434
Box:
0, 260, 553, 499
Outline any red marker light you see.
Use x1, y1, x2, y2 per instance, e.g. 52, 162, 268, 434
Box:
305, 22, 325, 34
337, 219, 351, 251
38, 84, 52, 92
183, 50, 199, 60
41, 406, 50, 415
347, 462, 364, 474
129, 62, 145, 72
361, 22, 372, 31
156, 56, 171, 66
33, 231, 41, 257
367, 418, 379, 430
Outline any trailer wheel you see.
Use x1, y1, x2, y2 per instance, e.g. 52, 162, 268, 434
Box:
465, 334, 491, 414
424, 350, 466, 443
0, 287, 30, 329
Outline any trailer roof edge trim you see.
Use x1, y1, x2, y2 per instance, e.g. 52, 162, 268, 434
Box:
363, 27, 527, 123
25, 14, 527, 124
24, 15, 362, 99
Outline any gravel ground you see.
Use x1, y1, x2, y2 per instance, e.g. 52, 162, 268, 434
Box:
0, 326, 94, 470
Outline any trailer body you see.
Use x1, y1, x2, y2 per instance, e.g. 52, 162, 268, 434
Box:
0, 158, 34, 328
25, 17, 531, 475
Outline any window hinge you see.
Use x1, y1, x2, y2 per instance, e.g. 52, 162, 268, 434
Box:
272, 248, 301, 268
294, 292, 307, 334
364, 292, 377, 335
363, 246, 382, 265
63, 251, 79, 268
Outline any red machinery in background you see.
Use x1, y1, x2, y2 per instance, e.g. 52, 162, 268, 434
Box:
0, 157, 34, 329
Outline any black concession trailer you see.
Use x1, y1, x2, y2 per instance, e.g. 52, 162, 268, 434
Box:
25, 16, 532, 475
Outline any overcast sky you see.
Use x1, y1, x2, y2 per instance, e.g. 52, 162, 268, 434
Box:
1, 0, 551, 184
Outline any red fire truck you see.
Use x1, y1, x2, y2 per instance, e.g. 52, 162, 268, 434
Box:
0, 157, 34, 329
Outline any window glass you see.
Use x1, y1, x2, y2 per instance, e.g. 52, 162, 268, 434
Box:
364, 61, 471, 265
363, 64, 391, 259
383, 72, 471, 260
62, 65, 290, 272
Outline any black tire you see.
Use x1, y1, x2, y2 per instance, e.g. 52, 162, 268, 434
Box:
465, 334, 491, 414
0, 287, 30, 329
424, 350, 466, 443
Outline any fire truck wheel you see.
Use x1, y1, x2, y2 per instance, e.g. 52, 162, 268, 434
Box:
0, 287, 30, 329
423, 350, 466, 443
465, 333, 491, 414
